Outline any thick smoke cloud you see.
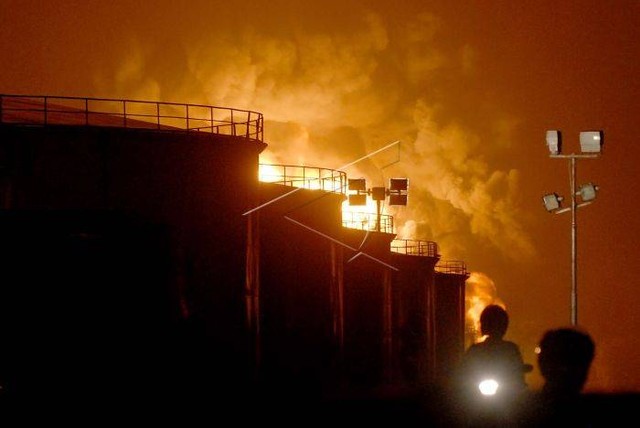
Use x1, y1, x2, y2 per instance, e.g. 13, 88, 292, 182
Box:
397, 101, 535, 259
93, 8, 534, 265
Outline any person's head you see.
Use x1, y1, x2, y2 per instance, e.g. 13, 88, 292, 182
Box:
480, 305, 509, 339
537, 328, 595, 394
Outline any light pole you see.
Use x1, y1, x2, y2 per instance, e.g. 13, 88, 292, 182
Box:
345, 177, 408, 382
542, 130, 603, 326
347, 178, 409, 232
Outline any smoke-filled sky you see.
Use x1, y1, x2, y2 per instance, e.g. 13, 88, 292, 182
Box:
2, 0, 639, 392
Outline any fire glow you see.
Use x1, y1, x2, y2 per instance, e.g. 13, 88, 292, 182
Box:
260, 160, 502, 344
259, 161, 390, 232
465, 272, 505, 344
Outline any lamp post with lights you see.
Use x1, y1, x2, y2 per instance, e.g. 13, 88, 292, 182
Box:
346, 177, 408, 382
542, 130, 603, 326
347, 178, 409, 232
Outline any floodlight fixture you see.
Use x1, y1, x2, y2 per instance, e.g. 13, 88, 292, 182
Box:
546, 130, 562, 155
348, 178, 367, 191
348, 194, 367, 206
542, 193, 564, 212
389, 178, 409, 191
578, 183, 599, 202
388, 177, 408, 206
579, 131, 603, 154
345, 174, 410, 231
389, 194, 408, 206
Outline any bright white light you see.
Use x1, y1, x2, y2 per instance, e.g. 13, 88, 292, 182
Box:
546, 130, 561, 155
543, 193, 563, 212
579, 183, 599, 202
579, 131, 603, 153
478, 379, 499, 396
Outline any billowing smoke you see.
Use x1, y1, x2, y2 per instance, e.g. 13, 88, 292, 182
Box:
94, 8, 535, 294
392, 101, 535, 260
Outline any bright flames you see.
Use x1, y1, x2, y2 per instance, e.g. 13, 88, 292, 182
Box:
341, 197, 390, 232
259, 159, 386, 232
258, 162, 342, 192
258, 162, 284, 183
465, 272, 505, 345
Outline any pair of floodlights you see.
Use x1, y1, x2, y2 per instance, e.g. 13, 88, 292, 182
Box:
544, 130, 603, 156
542, 183, 599, 214
542, 130, 603, 214
347, 178, 409, 206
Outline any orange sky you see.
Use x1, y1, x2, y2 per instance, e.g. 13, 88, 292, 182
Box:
1, 0, 639, 392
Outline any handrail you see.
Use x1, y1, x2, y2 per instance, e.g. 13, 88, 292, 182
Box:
259, 163, 347, 194
435, 260, 469, 276
0, 94, 264, 143
390, 239, 439, 258
342, 211, 394, 234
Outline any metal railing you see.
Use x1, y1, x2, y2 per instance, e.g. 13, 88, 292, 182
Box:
390, 239, 439, 258
342, 211, 394, 234
258, 163, 347, 194
435, 260, 469, 276
0, 94, 263, 143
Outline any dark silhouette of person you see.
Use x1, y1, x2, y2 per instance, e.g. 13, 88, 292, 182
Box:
537, 327, 595, 398
517, 327, 595, 426
453, 305, 530, 426
461, 305, 530, 391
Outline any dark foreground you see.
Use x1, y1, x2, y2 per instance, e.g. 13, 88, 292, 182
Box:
2, 376, 639, 426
